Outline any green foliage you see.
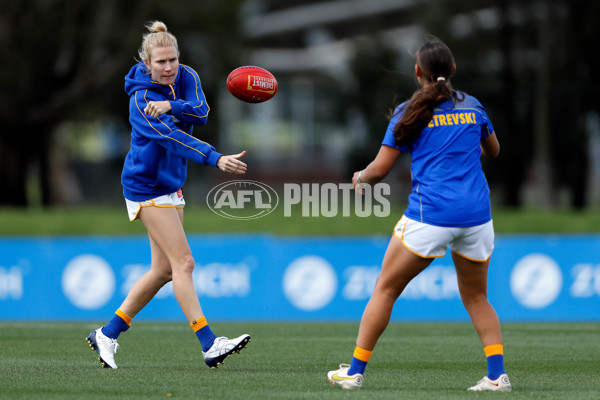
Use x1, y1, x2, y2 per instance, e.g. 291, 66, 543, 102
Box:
0, 322, 598, 399
0, 0, 246, 206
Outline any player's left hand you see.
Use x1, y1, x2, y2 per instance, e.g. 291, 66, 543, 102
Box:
144, 101, 172, 118
353, 170, 365, 195
218, 151, 247, 175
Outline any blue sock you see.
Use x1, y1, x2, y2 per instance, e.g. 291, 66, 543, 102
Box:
347, 346, 372, 375
348, 357, 368, 376
191, 317, 217, 352
487, 354, 505, 380
101, 312, 130, 339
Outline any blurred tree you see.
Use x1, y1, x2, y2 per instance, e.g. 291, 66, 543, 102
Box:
0, 0, 146, 206
346, 36, 404, 173
0, 0, 243, 207
414, 0, 598, 208
550, 0, 598, 208
2, 0, 597, 209
506, 0, 598, 209
496, 0, 528, 207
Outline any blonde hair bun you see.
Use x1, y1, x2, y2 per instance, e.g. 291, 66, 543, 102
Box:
147, 21, 167, 33
138, 20, 179, 62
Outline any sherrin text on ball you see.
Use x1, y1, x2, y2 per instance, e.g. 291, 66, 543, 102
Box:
226, 66, 278, 103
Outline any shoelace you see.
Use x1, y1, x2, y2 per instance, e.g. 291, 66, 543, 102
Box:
101, 337, 120, 353
212, 337, 229, 350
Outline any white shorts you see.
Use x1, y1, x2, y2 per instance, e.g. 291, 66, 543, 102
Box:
394, 215, 494, 262
125, 190, 185, 221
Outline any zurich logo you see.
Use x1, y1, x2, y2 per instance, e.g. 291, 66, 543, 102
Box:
510, 253, 562, 309
206, 180, 279, 220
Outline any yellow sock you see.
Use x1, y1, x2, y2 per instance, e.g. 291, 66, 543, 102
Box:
353, 346, 373, 362
484, 344, 503, 357
484, 344, 505, 380
190, 316, 208, 333
116, 309, 132, 326
348, 346, 372, 375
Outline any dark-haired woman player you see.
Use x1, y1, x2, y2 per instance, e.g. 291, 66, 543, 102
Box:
327, 40, 510, 392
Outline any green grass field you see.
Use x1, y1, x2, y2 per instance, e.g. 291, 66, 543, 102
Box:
1, 208, 599, 399
1, 322, 598, 399
1, 206, 600, 235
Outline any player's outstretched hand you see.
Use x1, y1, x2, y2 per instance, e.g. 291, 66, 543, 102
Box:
217, 151, 247, 175
352, 170, 365, 195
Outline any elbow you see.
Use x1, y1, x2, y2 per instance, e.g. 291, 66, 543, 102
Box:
489, 144, 500, 158
484, 149, 500, 158
482, 143, 500, 158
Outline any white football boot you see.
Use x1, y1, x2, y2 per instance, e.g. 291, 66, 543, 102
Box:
86, 328, 120, 369
327, 364, 363, 389
202, 334, 251, 368
468, 374, 512, 392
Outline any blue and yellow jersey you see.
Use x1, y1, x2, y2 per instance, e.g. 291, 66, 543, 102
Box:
382, 93, 495, 227
121, 61, 222, 201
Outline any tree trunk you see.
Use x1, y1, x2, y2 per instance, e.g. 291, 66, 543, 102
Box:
531, 0, 555, 208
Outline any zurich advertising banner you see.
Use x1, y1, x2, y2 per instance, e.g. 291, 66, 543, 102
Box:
0, 235, 599, 322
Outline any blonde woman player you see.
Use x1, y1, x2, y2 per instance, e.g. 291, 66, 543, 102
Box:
327, 40, 511, 392
86, 21, 250, 369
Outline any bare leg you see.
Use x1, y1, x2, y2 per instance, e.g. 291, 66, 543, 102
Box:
356, 236, 433, 350
119, 230, 175, 318
128, 206, 204, 322
452, 252, 502, 347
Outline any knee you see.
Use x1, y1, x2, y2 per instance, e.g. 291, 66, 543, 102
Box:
373, 276, 406, 300
173, 254, 195, 276
461, 292, 488, 308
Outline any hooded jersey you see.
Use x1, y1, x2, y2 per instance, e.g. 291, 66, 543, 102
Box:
122, 61, 222, 201
382, 93, 494, 227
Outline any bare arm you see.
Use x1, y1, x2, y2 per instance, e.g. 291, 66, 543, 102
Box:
352, 145, 402, 192
481, 131, 500, 158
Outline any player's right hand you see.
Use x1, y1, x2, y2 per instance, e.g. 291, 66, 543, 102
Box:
217, 151, 247, 175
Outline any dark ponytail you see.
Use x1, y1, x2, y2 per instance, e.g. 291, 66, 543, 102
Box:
393, 41, 461, 146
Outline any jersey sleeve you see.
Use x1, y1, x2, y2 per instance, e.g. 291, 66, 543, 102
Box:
168, 66, 210, 126
382, 104, 410, 152
130, 89, 221, 166
472, 97, 495, 139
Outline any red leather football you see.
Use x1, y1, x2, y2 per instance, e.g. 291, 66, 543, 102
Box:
226, 66, 278, 103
